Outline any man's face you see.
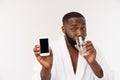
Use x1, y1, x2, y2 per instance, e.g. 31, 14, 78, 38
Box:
62, 17, 87, 47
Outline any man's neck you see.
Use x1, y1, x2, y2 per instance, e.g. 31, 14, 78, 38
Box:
64, 36, 79, 74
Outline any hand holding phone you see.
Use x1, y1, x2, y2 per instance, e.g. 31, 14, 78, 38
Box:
33, 37, 53, 71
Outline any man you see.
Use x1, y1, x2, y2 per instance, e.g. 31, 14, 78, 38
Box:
33, 12, 113, 80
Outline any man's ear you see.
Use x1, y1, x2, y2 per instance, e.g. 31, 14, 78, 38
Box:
61, 26, 65, 34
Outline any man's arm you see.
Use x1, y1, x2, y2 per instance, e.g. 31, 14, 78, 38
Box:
89, 60, 103, 78
41, 67, 51, 80
33, 45, 53, 80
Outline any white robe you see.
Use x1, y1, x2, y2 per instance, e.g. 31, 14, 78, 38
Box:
32, 35, 114, 80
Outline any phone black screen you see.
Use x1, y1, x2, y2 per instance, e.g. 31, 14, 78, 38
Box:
40, 38, 49, 53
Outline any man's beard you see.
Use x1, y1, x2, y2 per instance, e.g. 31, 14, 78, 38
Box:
65, 33, 76, 49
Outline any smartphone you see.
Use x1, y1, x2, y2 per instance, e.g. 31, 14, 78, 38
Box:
39, 36, 50, 56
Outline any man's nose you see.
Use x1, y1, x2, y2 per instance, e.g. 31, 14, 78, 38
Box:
76, 29, 82, 37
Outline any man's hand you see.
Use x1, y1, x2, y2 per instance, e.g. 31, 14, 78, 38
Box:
75, 41, 96, 64
82, 41, 96, 64
75, 41, 103, 78
33, 45, 53, 80
33, 45, 53, 69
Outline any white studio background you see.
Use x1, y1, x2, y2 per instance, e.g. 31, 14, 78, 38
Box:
0, 0, 120, 80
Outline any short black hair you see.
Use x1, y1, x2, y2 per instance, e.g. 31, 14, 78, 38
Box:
62, 12, 85, 25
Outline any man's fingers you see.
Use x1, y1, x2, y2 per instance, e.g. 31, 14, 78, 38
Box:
74, 45, 79, 51
36, 56, 49, 68
40, 58, 51, 68
33, 45, 41, 58
33, 45, 40, 52
35, 45, 40, 48
83, 41, 94, 48
34, 52, 40, 57
33, 45, 53, 68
